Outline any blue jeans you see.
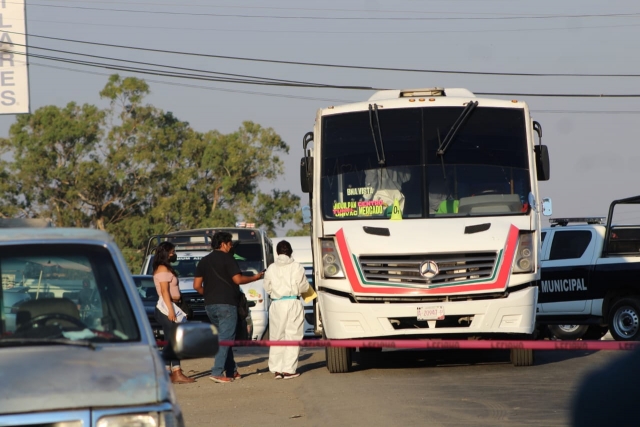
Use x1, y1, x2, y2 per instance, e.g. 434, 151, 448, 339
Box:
205, 304, 238, 377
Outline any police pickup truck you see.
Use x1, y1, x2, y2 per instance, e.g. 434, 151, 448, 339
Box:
537, 195, 640, 341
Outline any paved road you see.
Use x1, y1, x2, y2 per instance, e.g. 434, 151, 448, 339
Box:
174, 344, 624, 427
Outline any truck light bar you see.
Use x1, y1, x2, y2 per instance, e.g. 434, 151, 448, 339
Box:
549, 217, 605, 227
235, 222, 256, 228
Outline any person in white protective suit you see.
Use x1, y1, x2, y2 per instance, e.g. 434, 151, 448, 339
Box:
263, 240, 311, 379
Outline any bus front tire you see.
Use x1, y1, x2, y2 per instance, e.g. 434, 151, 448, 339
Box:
326, 346, 352, 373
510, 348, 534, 367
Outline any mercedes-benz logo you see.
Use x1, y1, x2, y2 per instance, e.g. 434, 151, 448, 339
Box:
419, 260, 439, 279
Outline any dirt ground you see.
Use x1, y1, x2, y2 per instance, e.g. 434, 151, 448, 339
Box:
174, 347, 324, 427
173, 343, 623, 427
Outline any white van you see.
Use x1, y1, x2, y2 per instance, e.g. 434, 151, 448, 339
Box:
141, 227, 275, 340
271, 236, 318, 337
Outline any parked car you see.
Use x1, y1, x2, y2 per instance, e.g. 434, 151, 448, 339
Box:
131, 274, 163, 339
0, 227, 218, 425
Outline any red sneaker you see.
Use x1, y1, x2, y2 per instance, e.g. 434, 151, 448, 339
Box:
232, 371, 242, 380
209, 375, 233, 383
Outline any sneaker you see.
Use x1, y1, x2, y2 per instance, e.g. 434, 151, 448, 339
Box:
232, 371, 242, 380
209, 375, 233, 383
282, 372, 300, 380
274, 372, 283, 380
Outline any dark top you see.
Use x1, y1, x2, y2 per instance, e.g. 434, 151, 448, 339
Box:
195, 250, 242, 306
571, 347, 640, 427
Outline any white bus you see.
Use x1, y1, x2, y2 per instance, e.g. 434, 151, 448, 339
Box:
300, 87, 551, 372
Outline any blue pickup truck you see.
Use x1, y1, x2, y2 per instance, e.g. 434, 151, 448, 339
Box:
0, 227, 218, 426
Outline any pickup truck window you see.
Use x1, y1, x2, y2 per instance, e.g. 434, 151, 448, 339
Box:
607, 226, 640, 254
549, 230, 592, 260
541, 231, 547, 242
1, 244, 140, 341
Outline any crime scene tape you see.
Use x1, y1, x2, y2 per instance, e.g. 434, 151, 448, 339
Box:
158, 339, 640, 351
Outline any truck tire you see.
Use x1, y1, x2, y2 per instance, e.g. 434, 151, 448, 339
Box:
547, 324, 589, 340
326, 346, 352, 373
510, 348, 534, 367
582, 325, 609, 340
608, 298, 640, 341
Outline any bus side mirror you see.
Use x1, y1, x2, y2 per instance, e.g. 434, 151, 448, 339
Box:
534, 145, 550, 181
300, 157, 313, 193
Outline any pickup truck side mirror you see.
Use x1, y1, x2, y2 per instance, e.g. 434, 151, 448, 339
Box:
172, 322, 219, 359
247, 300, 257, 308
542, 198, 553, 216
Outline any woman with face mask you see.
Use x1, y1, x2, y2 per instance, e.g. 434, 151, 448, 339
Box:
153, 241, 195, 384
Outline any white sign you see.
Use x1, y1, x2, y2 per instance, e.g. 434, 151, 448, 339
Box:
0, 0, 29, 114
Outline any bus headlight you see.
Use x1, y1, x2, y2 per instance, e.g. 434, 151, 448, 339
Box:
321, 239, 345, 278
512, 232, 534, 274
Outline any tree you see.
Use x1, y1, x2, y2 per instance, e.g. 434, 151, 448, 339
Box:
0, 103, 105, 226
285, 208, 311, 236
0, 74, 301, 272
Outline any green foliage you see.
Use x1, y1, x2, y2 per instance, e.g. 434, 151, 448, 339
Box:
285, 209, 311, 236
0, 74, 302, 273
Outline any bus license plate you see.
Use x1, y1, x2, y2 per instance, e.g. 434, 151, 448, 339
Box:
417, 306, 445, 321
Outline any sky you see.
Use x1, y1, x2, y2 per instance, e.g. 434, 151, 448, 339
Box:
1, 0, 640, 235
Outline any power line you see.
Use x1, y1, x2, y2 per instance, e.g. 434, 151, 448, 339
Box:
10, 31, 640, 78
21, 51, 640, 98
28, 62, 640, 112
19, 2, 640, 21
13, 49, 381, 90
477, 92, 640, 98
29, 61, 356, 103
22, 16, 640, 35
21, 0, 580, 17
19, 41, 371, 90
532, 110, 640, 114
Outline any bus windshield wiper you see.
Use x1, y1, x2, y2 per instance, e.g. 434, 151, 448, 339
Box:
368, 103, 387, 166
437, 100, 478, 157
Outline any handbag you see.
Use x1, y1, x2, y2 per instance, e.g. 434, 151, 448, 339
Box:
177, 296, 193, 320
237, 291, 249, 319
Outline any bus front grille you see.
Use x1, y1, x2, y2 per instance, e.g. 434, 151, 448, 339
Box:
358, 252, 498, 286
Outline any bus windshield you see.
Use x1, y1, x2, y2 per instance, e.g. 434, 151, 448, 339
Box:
321, 106, 531, 219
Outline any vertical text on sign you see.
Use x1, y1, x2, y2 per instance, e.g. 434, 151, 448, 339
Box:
0, 0, 29, 114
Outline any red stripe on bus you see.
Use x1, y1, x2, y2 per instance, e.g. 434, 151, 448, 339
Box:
334, 225, 520, 295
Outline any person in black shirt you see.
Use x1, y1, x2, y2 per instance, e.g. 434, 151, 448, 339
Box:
193, 231, 264, 383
